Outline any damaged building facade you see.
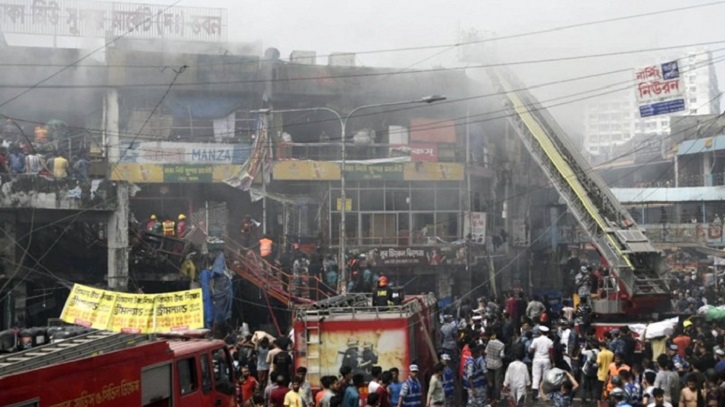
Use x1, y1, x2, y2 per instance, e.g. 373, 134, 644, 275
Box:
0, 2, 554, 329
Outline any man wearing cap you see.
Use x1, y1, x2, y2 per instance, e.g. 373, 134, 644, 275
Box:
440, 315, 459, 372
463, 344, 487, 407
397, 365, 423, 407
610, 387, 633, 407
529, 325, 554, 401
440, 354, 455, 407
373, 276, 392, 308
666, 343, 689, 374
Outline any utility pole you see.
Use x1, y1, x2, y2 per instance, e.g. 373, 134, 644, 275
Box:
260, 112, 269, 235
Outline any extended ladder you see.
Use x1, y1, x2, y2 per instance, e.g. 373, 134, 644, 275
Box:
0, 330, 146, 377
489, 68, 669, 309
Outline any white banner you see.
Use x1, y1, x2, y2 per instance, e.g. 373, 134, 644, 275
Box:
464, 211, 486, 243
119, 140, 250, 164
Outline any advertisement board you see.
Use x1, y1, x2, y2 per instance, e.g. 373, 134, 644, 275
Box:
60, 284, 204, 333
635, 60, 686, 118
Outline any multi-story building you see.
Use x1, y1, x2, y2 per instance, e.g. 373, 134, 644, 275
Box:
0, 32, 549, 329
584, 49, 720, 160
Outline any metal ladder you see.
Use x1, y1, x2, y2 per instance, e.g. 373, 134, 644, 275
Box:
0, 330, 147, 377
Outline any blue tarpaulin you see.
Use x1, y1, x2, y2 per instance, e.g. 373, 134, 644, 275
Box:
211, 253, 233, 326
200, 268, 214, 330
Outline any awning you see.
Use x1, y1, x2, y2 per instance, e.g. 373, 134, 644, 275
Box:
677, 134, 725, 156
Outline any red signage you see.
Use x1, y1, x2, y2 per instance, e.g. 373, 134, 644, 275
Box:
409, 144, 438, 162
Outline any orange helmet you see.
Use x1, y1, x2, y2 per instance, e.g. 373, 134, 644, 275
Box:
378, 276, 388, 286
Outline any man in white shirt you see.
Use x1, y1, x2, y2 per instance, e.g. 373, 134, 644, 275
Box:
503, 352, 530, 407
368, 366, 382, 394
529, 325, 553, 402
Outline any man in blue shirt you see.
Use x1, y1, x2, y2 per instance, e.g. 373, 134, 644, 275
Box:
343, 374, 364, 407
388, 368, 403, 407
397, 365, 422, 407
441, 354, 455, 407
541, 370, 579, 407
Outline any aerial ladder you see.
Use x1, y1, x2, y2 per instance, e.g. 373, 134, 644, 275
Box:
0, 330, 146, 377
490, 68, 670, 315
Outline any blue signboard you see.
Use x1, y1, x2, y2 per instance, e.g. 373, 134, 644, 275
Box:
639, 99, 686, 118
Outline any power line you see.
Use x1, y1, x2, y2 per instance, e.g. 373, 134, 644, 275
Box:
5, 46, 720, 146
1, 40, 723, 89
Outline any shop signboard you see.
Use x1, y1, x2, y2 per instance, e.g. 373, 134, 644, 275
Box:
272, 161, 464, 181
119, 141, 250, 164
111, 163, 242, 183
635, 60, 686, 118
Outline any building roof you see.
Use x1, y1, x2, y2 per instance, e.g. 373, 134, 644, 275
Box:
612, 186, 725, 203
677, 134, 725, 156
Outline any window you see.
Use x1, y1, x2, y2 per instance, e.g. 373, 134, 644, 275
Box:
200, 354, 212, 394
410, 188, 435, 210
690, 98, 697, 103
178, 358, 198, 395
689, 76, 695, 84
212, 348, 235, 395
360, 189, 384, 211
691, 109, 698, 114
689, 86, 697, 93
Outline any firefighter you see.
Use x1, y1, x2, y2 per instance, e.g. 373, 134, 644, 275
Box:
146, 214, 161, 233
339, 337, 360, 373
162, 217, 175, 237
359, 342, 378, 377
240, 215, 256, 248
176, 214, 187, 237
258, 234, 274, 261
372, 276, 392, 307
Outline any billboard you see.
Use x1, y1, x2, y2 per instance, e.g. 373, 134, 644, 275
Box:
0, 0, 226, 42
635, 60, 686, 118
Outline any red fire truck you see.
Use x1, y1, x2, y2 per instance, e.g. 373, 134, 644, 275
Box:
292, 293, 438, 390
0, 329, 237, 407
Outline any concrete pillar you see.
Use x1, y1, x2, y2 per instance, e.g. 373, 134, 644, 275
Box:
107, 182, 129, 291
105, 89, 120, 174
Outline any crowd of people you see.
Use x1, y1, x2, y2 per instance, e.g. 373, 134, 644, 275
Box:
0, 119, 91, 182
224, 269, 725, 407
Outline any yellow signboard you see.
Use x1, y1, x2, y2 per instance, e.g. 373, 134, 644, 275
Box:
272, 160, 340, 181
273, 161, 464, 181
60, 284, 204, 333
336, 198, 352, 211
111, 163, 243, 184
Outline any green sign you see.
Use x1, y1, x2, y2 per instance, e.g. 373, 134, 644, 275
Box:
343, 163, 404, 181
163, 165, 214, 183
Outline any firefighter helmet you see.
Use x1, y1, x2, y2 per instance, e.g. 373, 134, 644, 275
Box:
178, 214, 186, 220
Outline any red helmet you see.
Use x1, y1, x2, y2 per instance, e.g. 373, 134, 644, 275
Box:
378, 276, 388, 286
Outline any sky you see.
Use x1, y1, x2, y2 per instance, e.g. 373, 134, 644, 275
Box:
7, 0, 725, 134
206, 0, 725, 134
